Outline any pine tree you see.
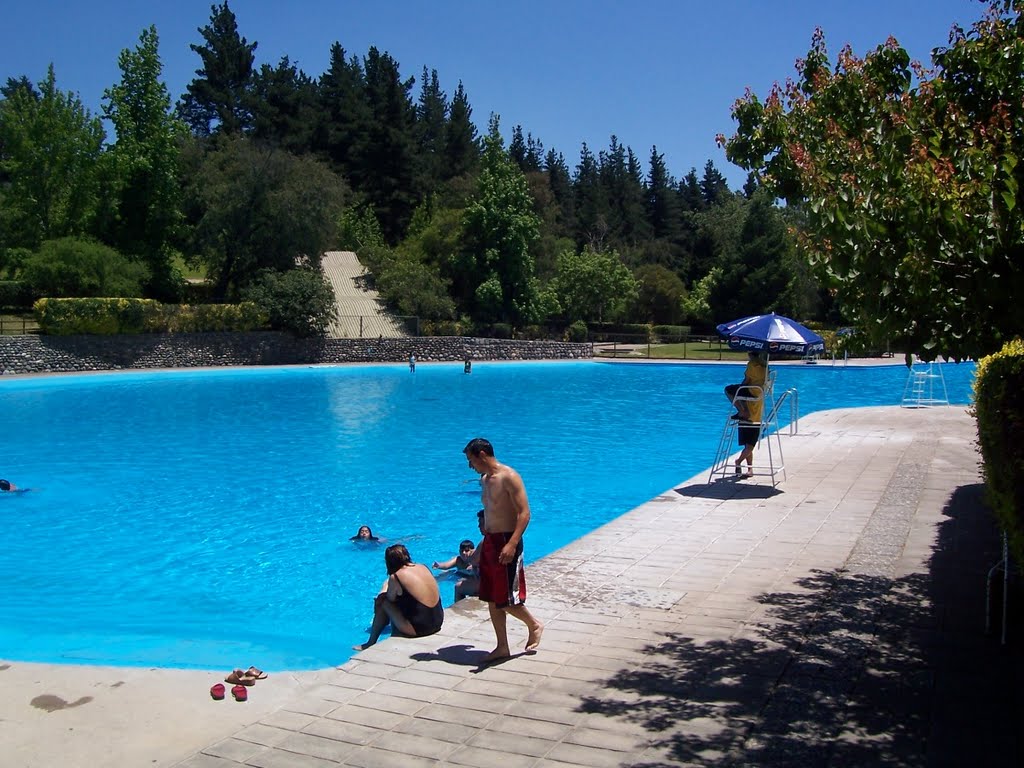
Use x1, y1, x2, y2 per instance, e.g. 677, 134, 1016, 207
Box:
316, 43, 371, 182
250, 55, 319, 155
177, 1, 256, 136
646, 146, 681, 240
700, 159, 730, 206
444, 81, 479, 179
544, 149, 574, 236
361, 47, 418, 241
574, 142, 608, 248
414, 67, 448, 193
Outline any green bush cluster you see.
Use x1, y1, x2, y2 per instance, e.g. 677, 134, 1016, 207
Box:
566, 320, 588, 342
34, 298, 267, 335
0, 280, 34, 309
972, 339, 1024, 565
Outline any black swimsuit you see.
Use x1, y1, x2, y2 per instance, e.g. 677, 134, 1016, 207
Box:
394, 574, 444, 636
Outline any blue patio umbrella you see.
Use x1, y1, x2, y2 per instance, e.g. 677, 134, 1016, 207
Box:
716, 312, 826, 356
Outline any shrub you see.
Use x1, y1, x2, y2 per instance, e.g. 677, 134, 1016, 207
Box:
566, 320, 588, 342
972, 339, 1024, 566
241, 269, 336, 338
0, 280, 34, 309
34, 297, 267, 335
22, 237, 149, 298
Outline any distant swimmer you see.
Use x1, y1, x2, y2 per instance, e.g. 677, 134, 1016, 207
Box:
350, 525, 381, 542
0, 479, 17, 492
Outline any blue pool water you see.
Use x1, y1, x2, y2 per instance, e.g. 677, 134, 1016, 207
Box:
0, 360, 975, 670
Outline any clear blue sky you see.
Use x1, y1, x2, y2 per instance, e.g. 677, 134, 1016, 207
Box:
1, 0, 986, 188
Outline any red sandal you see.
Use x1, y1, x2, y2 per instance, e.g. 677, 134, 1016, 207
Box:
231, 684, 248, 702
210, 683, 225, 700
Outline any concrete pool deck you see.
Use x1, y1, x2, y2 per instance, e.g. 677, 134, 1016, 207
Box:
4, 404, 1021, 766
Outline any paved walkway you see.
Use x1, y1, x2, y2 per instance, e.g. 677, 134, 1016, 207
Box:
170, 405, 1021, 768
321, 251, 408, 339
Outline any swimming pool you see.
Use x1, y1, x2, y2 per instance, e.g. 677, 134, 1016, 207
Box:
0, 360, 975, 670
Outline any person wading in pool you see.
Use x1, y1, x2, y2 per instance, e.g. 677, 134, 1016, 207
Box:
463, 437, 543, 661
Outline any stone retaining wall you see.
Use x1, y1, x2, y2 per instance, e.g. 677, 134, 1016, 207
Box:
0, 333, 591, 375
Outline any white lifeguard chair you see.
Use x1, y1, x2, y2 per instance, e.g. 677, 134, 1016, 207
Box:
708, 369, 788, 487
900, 359, 949, 408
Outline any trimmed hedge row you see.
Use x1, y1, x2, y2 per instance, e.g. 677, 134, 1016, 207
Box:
34, 298, 268, 335
972, 339, 1024, 566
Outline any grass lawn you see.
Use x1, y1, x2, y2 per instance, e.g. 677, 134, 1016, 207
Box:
173, 254, 207, 281
595, 341, 748, 361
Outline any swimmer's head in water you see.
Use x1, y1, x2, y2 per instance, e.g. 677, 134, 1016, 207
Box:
352, 525, 375, 540
0, 479, 10, 491
459, 540, 474, 552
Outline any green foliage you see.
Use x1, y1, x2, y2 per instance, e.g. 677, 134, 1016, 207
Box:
566, 319, 588, 342
338, 205, 386, 252
723, 3, 1024, 360
681, 266, 720, 323
35, 297, 161, 334
177, 1, 256, 136
461, 117, 541, 323
632, 263, 686, 324
241, 268, 336, 337
22, 237, 149, 297
34, 296, 266, 335
549, 247, 639, 323
101, 26, 187, 300
0, 65, 105, 249
972, 339, 1024, 565
373, 256, 456, 320
185, 137, 346, 298
0, 280, 34, 308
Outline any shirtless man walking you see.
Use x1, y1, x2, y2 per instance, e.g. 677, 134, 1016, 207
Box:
463, 437, 543, 661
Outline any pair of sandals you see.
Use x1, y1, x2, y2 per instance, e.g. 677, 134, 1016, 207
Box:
734, 462, 753, 479
210, 666, 267, 701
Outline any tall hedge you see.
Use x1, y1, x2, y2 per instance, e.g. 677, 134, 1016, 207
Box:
34, 298, 268, 335
972, 339, 1024, 565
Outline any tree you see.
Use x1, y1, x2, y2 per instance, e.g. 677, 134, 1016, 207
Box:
461, 116, 541, 323
185, 137, 347, 298
633, 263, 686, 324
415, 67, 448, 192
549, 247, 638, 323
444, 81, 479, 179
0, 66, 105, 250
360, 47, 418, 242
574, 143, 608, 248
177, 1, 256, 136
722, 1, 1024, 361
250, 55, 319, 154
316, 43, 371, 182
102, 26, 187, 299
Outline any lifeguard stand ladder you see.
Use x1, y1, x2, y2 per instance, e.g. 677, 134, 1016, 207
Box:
708, 370, 788, 488
900, 360, 949, 408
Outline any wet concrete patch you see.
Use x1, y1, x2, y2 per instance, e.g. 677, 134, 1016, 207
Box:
30, 695, 94, 712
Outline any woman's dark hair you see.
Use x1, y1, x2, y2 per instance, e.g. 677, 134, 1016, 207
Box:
384, 544, 412, 574
350, 525, 378, 541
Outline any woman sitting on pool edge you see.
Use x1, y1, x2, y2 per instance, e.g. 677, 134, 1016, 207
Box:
354, 544, 443, 650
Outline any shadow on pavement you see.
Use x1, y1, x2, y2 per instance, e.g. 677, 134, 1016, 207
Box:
578, 483, 1024, 766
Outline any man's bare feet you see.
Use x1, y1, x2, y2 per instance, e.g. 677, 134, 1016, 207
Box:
484, 646, 511, 662
525, 622, 544, 652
